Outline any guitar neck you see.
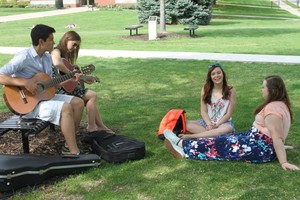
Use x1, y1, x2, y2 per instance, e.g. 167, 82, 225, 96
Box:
43, 71, 76, 89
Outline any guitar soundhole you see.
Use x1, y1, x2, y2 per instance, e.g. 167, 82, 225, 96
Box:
37, 83, 45, 93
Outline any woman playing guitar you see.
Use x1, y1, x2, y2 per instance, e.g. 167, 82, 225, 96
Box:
51, 31, 114, 137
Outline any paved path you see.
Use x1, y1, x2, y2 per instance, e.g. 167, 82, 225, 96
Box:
78, 49, 300, 64
1, 46, 300, 64
0, 7, 89, 23
272, 0, 300, 16
288, 0, 300, 7
0, 4, 300, 64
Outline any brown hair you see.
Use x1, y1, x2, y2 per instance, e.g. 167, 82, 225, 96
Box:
55, 31, 81, 65
254, 75, 293, 121
203, 64, 232, 104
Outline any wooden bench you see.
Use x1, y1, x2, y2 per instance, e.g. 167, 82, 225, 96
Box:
125, 25, 143, 36
0, 115, 54, 154
184, 25, 199, 36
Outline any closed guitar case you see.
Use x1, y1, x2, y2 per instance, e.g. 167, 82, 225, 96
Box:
83, 131, 146, 163
0, 154, 101, 192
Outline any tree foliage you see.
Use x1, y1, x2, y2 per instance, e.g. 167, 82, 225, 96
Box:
137, 0, 212, 25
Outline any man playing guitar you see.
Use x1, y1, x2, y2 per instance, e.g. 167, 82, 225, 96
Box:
0, 24, 83, 157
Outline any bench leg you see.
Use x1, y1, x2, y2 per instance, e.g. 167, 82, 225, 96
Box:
189, 30, 192, 36
21, 130, 30, 153
130, 30, 132, 36
50, 123, 55, 131
136, 29, 138, 35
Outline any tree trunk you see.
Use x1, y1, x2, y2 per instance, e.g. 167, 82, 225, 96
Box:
160, 0, 166, 33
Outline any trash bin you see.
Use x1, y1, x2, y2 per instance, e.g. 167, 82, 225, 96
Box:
55, 0, 63, 9
148, 16, 157, 40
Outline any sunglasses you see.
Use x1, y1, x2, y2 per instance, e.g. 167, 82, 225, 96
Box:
208, 63, 222, 69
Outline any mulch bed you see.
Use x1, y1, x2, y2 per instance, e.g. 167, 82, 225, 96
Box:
0, 112, 92, 156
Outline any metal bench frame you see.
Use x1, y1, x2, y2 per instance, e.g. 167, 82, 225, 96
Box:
0, 115, 54, 153
125, 25, 143, 36
184, 25, 199, 36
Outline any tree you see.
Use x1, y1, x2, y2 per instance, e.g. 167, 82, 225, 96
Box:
137, 0, 160, 24
160, 0, 166, 33
137, 0, 212, 26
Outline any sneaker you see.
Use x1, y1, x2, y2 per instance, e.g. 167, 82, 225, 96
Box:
164, 139, 185, 159
61, 146, 80, 158
164, 129, 180, 145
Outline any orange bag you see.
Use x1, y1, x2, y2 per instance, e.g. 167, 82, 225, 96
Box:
157, 109, 187, 140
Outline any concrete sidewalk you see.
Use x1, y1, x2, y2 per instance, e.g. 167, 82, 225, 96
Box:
78, 49, 300, 64
272, 0, 300, 17
1, 46, 300, 64
0, 7, 89, 23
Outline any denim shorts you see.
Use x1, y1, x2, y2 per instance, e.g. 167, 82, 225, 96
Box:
199, 119, 235, 132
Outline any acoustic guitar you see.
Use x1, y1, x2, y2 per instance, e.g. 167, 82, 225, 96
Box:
3, 65, 94, 115
60, 59, 98, 93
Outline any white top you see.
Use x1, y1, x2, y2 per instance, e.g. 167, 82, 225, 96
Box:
207, 95, 231, 124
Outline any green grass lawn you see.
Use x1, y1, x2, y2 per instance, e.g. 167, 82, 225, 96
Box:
0, 55, 299, 200
219, 0, 272, 6
0, 0, 300, 199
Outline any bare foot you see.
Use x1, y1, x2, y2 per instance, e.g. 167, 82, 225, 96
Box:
97, 128, 115, 134
86, 128, 98, 132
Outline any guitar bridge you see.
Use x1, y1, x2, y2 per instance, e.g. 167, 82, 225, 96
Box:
18, 87, 28, 104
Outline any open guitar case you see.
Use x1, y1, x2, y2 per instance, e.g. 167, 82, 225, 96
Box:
0, 153, 101, 192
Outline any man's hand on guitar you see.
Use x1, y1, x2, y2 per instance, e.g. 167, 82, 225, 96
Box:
24, 79, 38, 95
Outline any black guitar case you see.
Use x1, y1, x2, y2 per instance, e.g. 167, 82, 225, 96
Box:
0, 154, 100, 192
83, 131, 146, 163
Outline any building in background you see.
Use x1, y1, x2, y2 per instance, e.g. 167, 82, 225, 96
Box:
30, 0, 137, 7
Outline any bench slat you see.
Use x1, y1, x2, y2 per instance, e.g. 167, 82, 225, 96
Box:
125, 25, 143, 30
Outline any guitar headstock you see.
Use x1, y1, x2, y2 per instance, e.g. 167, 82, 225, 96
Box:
83, 76, 100, 83
81, 64, 95, 75
93, 76, 100, 82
